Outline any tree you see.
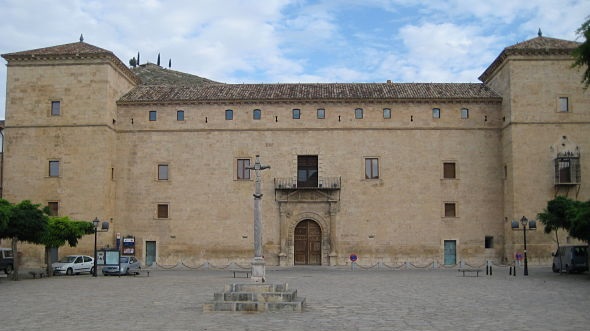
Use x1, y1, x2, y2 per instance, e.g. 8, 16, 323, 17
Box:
41, 216, 94, 276
157, 53, 160, 66
538, 197, 590, 244
572, 16, 590, 88
0, 200, 48, 280
568, 200, 590, 243
129, 57, 137, 68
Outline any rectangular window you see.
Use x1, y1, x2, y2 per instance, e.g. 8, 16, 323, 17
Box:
47, 202, 59, 216
485, 236, 494, 249
177, 110, 184, 121
365, 158, 379, 179
383, 108, 391, 119
559, 97, 569, 112
461, 108, 469, 119
49, 160, 60, 177
433, 108, 441, 118
443, 162, 456, 179
555, 157, 581, 184
158, 164, 169, 180
237, 159, 251, 180
149, 111, 157, 121
444, 203, 456, 217
355, 108, 363, 119
157, 204, 169, 219
292, 109, 301, 119
317, 108, 325, 119
297, 155, 318, 188
51, 101, 61, 116
253, 109, 261, 120
225, 109, 233, 120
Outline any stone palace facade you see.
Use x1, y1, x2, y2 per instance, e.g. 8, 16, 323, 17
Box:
1, 34, 588, 268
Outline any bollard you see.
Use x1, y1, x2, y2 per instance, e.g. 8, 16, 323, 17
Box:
513, 266, 516, 277
490, 265, 493, 276
486, 265, 489, 275
509, 266, 512, 276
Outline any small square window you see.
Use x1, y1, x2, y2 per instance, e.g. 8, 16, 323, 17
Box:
355, 108, 363, 119
383, 108, 391, 119
177, 110, 184, 121
47, 201, 59, 216
365, 158, 379, 179
225, 109, 233, 120
49, 160, 60, 177
157, 204, 169, 219
149, 111, 157, 121
443, 162, 456, 179
461, 108, 469, 119
292, 108, 301, 119
158, 164, 169, 180
51, 101, 61, 116
237, 159, 251, 180
444, 203, 456, 217
433, 108, 441, 118
558, 97, 569, 112
253, 109, 261, 120
485, 236, 494, 249
317, 108, 325, 119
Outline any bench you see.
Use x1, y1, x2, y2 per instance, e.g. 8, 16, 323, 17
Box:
458, 269, 483, 277
231, 270, 251, 278
29, 271, 47, 279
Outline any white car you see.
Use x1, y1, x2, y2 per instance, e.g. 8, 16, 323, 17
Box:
52, 255, 94, 275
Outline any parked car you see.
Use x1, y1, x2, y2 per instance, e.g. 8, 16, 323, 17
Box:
102, 256, 141, 276
552, 245, 588, 273
0, 248, 14, 274
52, 255, 94, 275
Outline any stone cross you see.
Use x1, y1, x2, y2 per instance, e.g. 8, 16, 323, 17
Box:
246, 155, 270, 281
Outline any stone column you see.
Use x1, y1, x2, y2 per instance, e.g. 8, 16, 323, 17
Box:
247, 155, 270, 282
278, 203, 288, 266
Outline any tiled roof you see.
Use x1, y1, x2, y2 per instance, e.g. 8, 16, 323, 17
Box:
1, 41, 140, 85
132, 63, 221, 86
2, 41, 113, 59
118, 82, 501, 104
479, 36, 580, 82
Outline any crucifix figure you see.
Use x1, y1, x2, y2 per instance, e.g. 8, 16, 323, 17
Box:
246, 155, 270, 282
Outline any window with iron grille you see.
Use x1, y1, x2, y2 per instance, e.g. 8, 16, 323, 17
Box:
554, 156, 581, 184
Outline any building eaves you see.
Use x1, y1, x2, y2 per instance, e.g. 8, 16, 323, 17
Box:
118, 82, 501, 105
132, 63, 222, 86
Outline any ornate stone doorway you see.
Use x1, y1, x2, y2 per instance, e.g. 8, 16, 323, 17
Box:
294, 220, 322, 265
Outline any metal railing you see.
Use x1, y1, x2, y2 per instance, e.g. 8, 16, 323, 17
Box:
274, 177, 341, 190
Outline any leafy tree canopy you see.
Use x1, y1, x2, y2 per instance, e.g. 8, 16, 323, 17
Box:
538, 197, 590, 243
42, 216, 94, 248
573, 16, 590, 88
0, 200, 47, 244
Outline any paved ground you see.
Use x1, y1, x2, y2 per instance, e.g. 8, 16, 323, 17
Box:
1, 265, 589, 331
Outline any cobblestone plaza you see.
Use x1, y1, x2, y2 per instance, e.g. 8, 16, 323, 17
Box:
1, 266, 589, 330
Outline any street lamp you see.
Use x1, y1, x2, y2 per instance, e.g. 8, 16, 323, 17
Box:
511, 216, 537, 276
92, 217, 109, 277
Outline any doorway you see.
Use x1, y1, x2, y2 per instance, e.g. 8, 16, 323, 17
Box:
294, 220, 321, 265
145, 241, 156, 266
444, 240, 456, 265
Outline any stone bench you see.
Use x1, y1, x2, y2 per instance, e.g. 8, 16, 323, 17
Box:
29, 270, 47, 279
231, 270, 251, 278
458, 269, 483, 277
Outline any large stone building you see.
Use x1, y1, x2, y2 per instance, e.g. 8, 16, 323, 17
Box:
1, 34, 587, 268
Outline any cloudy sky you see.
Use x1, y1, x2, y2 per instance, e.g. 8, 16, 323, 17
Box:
0, 0, 589, 119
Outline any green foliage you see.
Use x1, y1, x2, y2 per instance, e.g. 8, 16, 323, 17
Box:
0, 200, 48, 244
129, 57, 137, 68
0, 199, 12, 234
572, 16, 590, 88
42, 216, 94, 248
538, 197, 590, 243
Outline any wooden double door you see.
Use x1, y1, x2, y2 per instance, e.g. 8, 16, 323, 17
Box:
294, 220, 321, 265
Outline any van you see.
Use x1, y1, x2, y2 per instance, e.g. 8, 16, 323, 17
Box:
0, 248, 14, 274
552, 245, 588, 273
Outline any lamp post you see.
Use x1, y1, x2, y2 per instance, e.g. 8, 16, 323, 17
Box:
520, 216, 530, 276
511, 216, 536, 276
92, 217, 109, 277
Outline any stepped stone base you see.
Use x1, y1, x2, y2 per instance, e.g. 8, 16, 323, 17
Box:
203, 283, 305, 312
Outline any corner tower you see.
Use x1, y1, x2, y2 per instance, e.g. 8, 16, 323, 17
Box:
1, 40, 139, 242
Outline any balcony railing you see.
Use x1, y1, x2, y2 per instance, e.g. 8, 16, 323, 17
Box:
274, 177, 341, 190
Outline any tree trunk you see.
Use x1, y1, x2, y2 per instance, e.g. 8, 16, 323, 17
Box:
10, 237, 18, 281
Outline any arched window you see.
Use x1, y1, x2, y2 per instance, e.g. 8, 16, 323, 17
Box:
355, 108, 363, 119
225, 109, 233, 120
253, 109, 262, 120
461, 108, 469, 119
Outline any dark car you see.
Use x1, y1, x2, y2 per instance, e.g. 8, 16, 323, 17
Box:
0, 248, 14, 274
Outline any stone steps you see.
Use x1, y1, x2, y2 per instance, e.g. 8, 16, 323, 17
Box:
203, 283, 305, 312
